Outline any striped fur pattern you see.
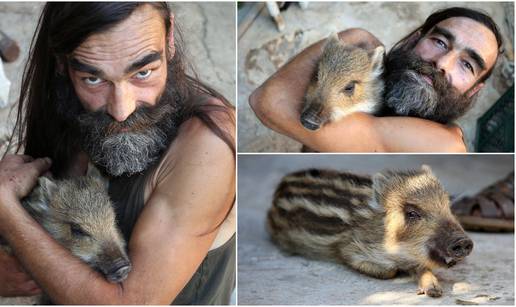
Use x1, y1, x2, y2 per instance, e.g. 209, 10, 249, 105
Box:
267, 166, 473, 297
300, 34, 385, 131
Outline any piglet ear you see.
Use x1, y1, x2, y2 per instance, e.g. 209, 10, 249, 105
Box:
369, 45, 385, 75
86, 163, 109, 190
324, 32, 342, 51
38, 176, 58, 197
22, 177, 55, 215
372, 172, 390, 203
421, 164, 433, 174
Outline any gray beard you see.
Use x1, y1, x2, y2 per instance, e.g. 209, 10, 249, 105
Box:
69, 86, 178, 177
384, 71, 438, 118
84, 127, 168, 177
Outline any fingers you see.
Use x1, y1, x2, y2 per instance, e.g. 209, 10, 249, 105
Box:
17, 155, 35, 163
21, 158, 52, 180
1, 279, 42, 297
2, 154, 34, 163
15, 280, 42, 296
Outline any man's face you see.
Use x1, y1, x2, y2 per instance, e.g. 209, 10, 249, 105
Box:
59, 5, 179, 177
413, 17, 498, 95
67, 5, 168, 122
383, 16, 499, 123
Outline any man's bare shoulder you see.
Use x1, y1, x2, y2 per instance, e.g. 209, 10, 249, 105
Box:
139, 99, 235, 235
154, 99, 235, 183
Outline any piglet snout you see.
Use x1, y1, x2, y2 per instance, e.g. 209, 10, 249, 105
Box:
448, 237, 474, 259
106, 258, 132, 283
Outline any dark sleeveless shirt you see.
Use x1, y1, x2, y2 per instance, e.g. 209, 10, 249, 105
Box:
108, 164, 235, 305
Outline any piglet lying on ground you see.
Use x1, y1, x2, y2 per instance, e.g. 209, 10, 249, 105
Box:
267, 165, 473, 297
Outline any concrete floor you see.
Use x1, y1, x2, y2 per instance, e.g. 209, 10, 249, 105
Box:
237, 2, 514, 152
0, 2, 236, 153
238, 155, 514, 305
0, 2, 235, 305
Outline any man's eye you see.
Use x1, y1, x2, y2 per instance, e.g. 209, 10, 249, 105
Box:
434, 38, 447, 49
463, 61, 475, 74
83, 77, 103, 85
135, 69, 152, 80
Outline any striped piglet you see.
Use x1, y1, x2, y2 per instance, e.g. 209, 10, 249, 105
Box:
267, 166, 473, 297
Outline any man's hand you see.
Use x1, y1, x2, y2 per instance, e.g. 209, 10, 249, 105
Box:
0, 248, 41, 297
0, 154, 49, 297
0, 155, 51, 202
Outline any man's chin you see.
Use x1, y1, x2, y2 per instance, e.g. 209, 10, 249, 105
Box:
93, 153, 155, 177
85, 130, 167, 177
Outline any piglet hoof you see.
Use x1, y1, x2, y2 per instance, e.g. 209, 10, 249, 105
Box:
417, 285, 443, 297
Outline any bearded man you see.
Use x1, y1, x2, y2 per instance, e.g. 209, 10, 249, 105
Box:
250, 7, 503, 152
0, 3, 235, 304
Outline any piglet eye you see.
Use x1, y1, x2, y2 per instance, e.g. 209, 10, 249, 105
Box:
70, 223, 88, 237
404, 203, 422, 222
406, 210, 421, 221
342, 81, 357, 96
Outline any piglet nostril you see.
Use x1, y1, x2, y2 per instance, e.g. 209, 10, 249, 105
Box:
106, 258, 132, 283
463, 239, 474, 255
449, 238, 474, 258
300, 112, 322, 131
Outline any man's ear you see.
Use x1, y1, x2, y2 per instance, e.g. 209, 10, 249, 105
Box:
404, 29, 422, 50
167, 13, 175, 60
467, 82, 484, 98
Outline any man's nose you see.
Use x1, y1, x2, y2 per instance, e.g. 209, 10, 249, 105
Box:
433, 52, 455, 83
108, 82, 136, 122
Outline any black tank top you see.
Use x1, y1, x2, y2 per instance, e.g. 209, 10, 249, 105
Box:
108, 164, 235, 304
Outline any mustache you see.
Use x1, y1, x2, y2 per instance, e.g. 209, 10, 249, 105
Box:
76, 100, 176, 137
385, 48, 450, 92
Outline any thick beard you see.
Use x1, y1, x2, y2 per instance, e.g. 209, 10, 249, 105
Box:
383, 41, 474, 124
54, 72, 181, 177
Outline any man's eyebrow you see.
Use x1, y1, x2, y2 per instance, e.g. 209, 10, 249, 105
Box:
124, 51, 163, 74
465, 47, 486, 72
69, 58, 104, 77
430, 26, 455, 44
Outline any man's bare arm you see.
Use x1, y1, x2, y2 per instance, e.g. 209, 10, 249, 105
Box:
0, 116, 235, 304
249, 28, 466, 153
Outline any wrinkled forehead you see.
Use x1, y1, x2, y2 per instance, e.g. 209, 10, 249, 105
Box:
428, 17, 498, 73
70, 5, 166, 70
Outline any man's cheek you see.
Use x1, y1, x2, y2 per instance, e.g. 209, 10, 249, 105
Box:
137, 85, 165, 106
414, 40, 436, 62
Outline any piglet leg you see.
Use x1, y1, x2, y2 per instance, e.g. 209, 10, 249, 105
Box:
417, 269, 442, 297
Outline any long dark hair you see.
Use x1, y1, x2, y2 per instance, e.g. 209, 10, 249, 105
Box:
388, 6, 504, 83
8, 2, 235, 176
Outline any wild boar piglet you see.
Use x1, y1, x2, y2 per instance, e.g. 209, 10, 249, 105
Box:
267, 165, 473, 297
